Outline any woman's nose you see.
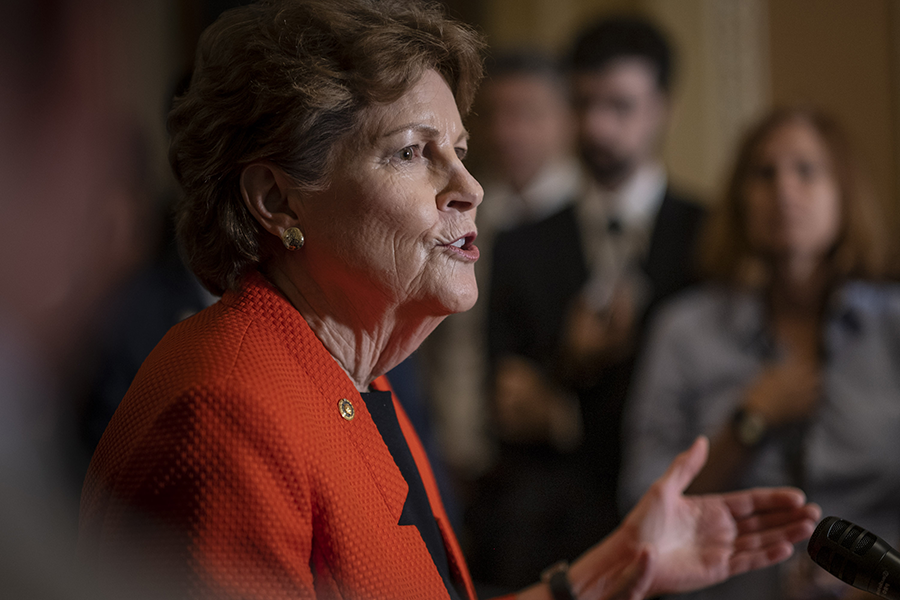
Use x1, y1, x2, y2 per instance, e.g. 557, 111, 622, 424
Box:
771, 168, 798, 204
437, 161, 483, 212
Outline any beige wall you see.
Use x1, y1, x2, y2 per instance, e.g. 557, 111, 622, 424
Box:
645, 0, 769, 200
482, 0, 638, 53
768, 0, 899, 223
128, 1, 900, 222
473, 0, 900, 222
476, 0, 771, 202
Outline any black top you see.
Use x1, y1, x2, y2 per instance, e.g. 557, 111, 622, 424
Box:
488, 191, 707, 369
361, 390, 463, 600
472, 189, 707, 588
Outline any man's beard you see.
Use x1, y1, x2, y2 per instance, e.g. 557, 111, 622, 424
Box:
580, 143, 634, 189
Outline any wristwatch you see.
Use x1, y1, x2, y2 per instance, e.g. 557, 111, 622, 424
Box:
541, 561, 576, 600
732, 407, 768, 447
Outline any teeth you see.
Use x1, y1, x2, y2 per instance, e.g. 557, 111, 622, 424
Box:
451, 238, 465, 248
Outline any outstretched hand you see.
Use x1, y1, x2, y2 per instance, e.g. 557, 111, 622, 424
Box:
565, 437, 821, 600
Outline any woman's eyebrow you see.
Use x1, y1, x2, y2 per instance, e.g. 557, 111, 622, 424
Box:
381, 123, 470, 144
381, 123, 440, 138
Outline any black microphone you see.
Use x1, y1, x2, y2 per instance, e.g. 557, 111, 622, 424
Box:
807, 516, 900, 599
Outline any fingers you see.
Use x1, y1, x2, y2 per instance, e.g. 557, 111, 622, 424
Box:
732, 496, 822, 533
713, 487, 820, 580
727, 488, 820, 544
660, 436, 709, 494
733, 515, 818, 553
720, 487, 811, 519
728, 540, 796, 577
732, 502, 822, 537
726, 500, 820, 577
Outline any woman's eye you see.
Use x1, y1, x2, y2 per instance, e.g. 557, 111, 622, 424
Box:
397, 146, 418, 161
751, 164, 775, 181
455, 147, 468, 161
795, 161, 817, 180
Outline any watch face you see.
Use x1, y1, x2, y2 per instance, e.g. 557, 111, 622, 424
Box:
736, 410, 767, 446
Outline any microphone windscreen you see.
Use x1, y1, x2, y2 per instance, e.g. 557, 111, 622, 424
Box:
808, 516, 900, 600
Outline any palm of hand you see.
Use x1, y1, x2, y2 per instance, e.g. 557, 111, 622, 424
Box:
626, 480, 737, 594
649, 493, 739, 591
614, 437, 818, 598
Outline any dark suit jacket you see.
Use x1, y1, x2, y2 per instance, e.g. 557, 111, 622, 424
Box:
469, 189, 705, 588
488, 188, 706, 371
80, 272, 478, 600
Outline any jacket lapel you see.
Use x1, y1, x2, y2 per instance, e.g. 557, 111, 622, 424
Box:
377, 376, 477, 600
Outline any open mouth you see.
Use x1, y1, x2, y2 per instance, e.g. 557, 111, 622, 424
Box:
450, 234, 473, 249
442, 232, 479, 260
446, 233, 476, 249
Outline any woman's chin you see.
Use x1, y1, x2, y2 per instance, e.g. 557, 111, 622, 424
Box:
434, 285, 479, 316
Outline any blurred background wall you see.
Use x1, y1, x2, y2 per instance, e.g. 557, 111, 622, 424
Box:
459, 0, 900, 219
124, 0, 900, 234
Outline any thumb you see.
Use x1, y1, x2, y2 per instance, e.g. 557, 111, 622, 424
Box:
661, 436, 708, 494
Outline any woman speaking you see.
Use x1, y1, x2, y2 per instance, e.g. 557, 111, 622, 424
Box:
78, 1, 819, 599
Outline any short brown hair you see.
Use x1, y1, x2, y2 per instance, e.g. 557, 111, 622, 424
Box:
700, 107, 893, 285
169, 0, 485, 295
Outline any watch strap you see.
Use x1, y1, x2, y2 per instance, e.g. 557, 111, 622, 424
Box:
541, 561, 575, 600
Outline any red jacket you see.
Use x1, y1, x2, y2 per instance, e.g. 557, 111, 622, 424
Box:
80, 272, 479, 599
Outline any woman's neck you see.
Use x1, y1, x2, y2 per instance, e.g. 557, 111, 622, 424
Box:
768, 255, 832, 316
264, 263, 445, 392
767, 257, 834, 362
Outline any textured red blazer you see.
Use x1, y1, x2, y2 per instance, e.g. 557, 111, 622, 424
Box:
79, 272, 479, 600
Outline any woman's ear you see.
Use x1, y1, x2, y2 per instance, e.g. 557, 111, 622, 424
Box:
240, 162, 298, 238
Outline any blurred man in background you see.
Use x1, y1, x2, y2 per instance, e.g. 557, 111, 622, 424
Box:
476, 16, 706, 592
419, 50, 583, 490
477, 51, 582, 231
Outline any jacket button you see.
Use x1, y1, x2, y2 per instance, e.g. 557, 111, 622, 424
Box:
338, 398, 355, 421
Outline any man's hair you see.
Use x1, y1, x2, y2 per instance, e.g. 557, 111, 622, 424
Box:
168, 0, 485, 295
568, 15, 674, 93
486, 49, 563, 84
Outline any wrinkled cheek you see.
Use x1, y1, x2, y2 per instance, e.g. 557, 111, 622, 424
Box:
381, 236, 427, 293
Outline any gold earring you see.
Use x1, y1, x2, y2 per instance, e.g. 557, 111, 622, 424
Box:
282, 226, 305, 251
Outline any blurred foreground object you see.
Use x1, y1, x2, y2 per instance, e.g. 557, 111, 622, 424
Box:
0, 1, 146, 597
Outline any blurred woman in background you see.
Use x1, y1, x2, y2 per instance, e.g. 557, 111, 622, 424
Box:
621, 107, 900, 600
